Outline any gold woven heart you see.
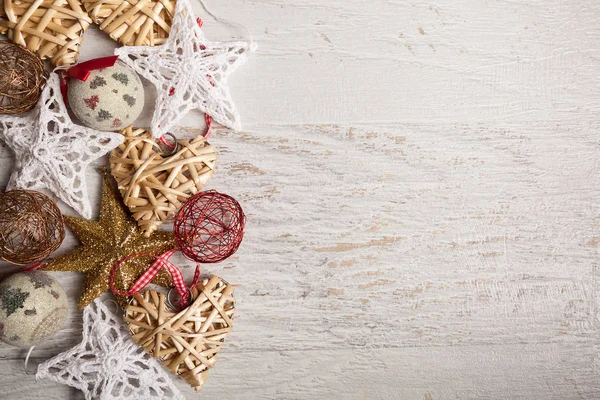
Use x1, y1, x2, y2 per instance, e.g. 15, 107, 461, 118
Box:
125, 276, 235, 392
0, 0, 92, 66
84, 0, 175, 46
110, 126, 217, 237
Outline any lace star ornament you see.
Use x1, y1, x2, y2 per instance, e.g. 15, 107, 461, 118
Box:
115, 0, 254, 137
0, 73, 124, 218
37, 299, 185, 400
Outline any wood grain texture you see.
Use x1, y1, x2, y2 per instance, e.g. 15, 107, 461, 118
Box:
0, 0, 599, 398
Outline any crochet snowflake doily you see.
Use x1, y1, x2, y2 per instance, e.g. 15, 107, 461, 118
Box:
36, 299, 185, 400
115, 0, 254, 137
0, 74, 124, 219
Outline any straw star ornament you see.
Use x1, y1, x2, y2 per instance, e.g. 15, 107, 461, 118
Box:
41, 174, 176, 309
0, 74, 123, 218
115, 0, 254, 137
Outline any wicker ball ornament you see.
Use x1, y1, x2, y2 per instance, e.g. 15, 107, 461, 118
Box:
174, 191, 246, 264
0, 42, 47, 114
0, 190, 65, 265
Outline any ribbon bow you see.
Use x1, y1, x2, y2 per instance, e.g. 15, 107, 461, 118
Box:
110, 249, 201, 308
57, 55, 120, 105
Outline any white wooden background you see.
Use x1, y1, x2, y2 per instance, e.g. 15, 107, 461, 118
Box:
0, 0, 599, 399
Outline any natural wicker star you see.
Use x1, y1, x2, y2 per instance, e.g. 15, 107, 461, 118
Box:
115, 0, 254, 137
41, 174, 176, 309
37, 299, 185, 400
0, 73, 123, 219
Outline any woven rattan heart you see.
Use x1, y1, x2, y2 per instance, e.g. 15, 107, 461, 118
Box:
0, 0, 92, 66
84, 0, 175, 46
110, 126, 217, 237
124, 276, 235, 392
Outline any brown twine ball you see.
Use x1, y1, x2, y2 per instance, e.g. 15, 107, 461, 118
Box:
0, 190, 65, 265
0, 41, 48, 115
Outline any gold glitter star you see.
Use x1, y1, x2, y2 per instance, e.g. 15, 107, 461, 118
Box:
41, 173, 176, 309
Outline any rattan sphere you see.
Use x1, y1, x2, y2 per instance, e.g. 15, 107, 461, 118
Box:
0, 41, 48, 115
0, 190, 65, 265
174, 191, 246, 264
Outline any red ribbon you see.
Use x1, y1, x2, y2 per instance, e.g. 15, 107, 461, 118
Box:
109, 250, 201, 309
204, 114, 213, 139
157, 113, 213, 149
157, 135, 176, 150
21, 261, 43, 272
58, 55, 120, 105
66, 56, 119, 81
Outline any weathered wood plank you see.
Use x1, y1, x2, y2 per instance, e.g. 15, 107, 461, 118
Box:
3, 343, 599, 399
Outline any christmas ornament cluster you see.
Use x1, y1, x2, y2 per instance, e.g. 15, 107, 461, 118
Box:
0, 0, 253, 396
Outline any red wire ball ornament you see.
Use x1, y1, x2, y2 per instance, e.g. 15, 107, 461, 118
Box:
174, 191, 246, 264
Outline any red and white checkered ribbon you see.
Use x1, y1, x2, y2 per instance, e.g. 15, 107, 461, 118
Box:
109, 249, 200, 308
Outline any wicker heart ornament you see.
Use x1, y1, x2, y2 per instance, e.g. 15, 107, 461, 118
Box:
84, 0, 175, 46
0, 0, 92, 66
124, 276, 235, 391
110, 126, 217, 237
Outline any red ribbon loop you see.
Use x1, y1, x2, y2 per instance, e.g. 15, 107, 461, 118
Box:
66, 55, 119, 82
157, 135, 176, 150
157, 113, 212, 146
204, 114, 213, 139
58, 55, 120, 106
109, 249, 201, 309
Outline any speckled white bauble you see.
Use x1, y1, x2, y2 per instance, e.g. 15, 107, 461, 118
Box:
68, 62, 145, 131
0, 271, 68, 347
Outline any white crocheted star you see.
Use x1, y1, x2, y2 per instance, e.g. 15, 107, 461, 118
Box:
0, 74, 123, 219
115, 0, 254, 137
37, 299, 185, 400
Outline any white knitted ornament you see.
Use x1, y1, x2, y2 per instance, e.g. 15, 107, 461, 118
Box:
0, 73, 124, 218
115, 0, 254, 138
36, 299, 185, 400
